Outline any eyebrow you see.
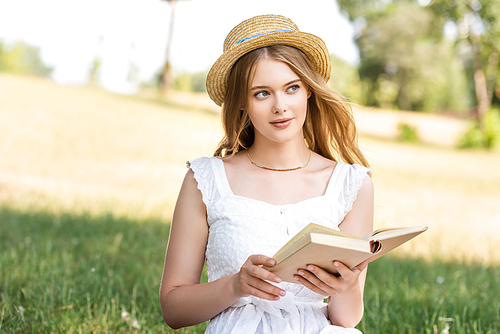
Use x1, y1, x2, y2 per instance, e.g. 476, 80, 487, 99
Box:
251, 79, 301, 91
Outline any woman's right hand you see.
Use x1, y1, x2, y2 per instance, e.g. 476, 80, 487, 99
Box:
232, 254, 286, 301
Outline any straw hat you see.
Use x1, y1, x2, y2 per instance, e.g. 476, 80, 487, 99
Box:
206, 14, 331, 106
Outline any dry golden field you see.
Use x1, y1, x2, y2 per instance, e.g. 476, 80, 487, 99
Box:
1, 73, 499, 265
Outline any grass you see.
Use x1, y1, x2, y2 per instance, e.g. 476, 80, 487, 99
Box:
1, 73, 500, 332
0, 74, 222, 220
0, 206, 207, 333
1, 206, 499, 333
360, 257, 500, 333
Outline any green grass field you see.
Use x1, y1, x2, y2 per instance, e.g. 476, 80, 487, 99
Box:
1, 74, 500, 333
2, 207, 499, 333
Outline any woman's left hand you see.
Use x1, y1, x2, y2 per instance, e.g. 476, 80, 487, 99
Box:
293, 260, 369, 296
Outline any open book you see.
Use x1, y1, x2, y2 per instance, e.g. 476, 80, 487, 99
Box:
266, 223, 427, 283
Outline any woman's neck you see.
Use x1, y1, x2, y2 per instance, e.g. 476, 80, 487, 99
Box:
247, 139, 311, 171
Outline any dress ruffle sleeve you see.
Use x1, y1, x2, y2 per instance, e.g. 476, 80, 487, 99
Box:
337, 164, 371, 222
187, 157, 219, 208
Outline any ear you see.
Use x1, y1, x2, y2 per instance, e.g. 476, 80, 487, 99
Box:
307, 89, 312, 99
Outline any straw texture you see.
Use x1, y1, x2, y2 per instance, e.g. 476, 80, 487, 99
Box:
206, 14, 331, 106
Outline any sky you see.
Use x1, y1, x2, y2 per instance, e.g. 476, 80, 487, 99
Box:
0, 0, 358, 93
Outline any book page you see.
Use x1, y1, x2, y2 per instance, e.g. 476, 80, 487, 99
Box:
368, 226, 428, 260
273, 223, 363, 260
368, 226, 427, 241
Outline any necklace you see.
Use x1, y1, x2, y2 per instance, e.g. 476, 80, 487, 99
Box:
246, 150, 312, 172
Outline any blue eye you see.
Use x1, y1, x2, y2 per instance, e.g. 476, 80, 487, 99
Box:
255, 91, 269, 98
287, 85, 299, 93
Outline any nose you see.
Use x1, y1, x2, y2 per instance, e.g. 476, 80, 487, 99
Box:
273, 93, 287, 114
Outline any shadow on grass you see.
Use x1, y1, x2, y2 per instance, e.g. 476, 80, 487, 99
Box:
0, 206, 206, 333
0, 206, 498, 333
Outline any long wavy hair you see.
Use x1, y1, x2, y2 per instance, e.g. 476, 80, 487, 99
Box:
213, 45, 369, 167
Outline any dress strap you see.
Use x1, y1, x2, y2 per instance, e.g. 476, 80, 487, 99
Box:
209, 157, 233, 197
324, 161, 344, 196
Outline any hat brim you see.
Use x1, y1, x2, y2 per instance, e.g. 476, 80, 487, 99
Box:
206, 31, 331, 106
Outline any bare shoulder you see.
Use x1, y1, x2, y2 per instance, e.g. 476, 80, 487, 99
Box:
340, 175, 374, 238
220, 151, 247, 168
309, 151, 337, 174
177, 168, 204, 206
221, 151, 253, 182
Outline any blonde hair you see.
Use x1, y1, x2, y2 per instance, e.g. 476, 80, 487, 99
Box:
213, 45, 369, 168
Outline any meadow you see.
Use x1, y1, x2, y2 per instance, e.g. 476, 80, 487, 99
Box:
1, 73, 499, 333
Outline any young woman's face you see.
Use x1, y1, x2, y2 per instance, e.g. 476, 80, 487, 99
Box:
246, 58, 310, 146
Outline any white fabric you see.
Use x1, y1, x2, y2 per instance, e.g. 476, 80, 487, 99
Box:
187, 157, 370, 334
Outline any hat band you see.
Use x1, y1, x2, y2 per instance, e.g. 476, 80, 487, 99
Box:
236, 29, 292, 45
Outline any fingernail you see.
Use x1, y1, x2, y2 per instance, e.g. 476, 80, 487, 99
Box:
307, 265, 313, 271
279, 290, 286, 296
334, 262, 339, 267
268, 259, 276, 266
274, 296, 280, 301
274, 276, 281, 283
298, 270, 304, 276
293, 276, 300, 281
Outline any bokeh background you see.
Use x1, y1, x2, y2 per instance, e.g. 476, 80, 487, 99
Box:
1, 0, 499, 333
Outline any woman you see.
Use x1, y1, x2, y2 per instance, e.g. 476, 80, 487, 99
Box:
160, 14, 373, 333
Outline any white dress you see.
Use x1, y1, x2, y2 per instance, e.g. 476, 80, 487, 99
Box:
187, 157, 371, 334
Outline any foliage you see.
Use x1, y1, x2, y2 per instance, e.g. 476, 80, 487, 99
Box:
0, 40, 53, 77
338, 1, 470, 113
415, 38, 470, 113
429, 0, 500, 123
397, 122, 420, 143
328, 54, 362, 103
173, 71, 193, 91
190, 70, 208, 93
457, 108, 500, 149
172, 70, 207, 92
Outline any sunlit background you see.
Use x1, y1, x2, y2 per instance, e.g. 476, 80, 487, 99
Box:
1, 0, 500, 332
1, 0, 357, 93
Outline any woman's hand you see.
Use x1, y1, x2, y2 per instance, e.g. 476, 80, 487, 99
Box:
293, 259, 369, 297
232, 255, 287, 301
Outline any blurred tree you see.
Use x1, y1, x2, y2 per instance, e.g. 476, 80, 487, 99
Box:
88, 36, 103, 86
429, 0, 500, 125
190, 70, 208, 92
127, 62, 140, 85
0, 40, 53, 77
88, 57, 102, 86
160, 0, 185, 95
328, 54, 362, 103
419, 38, 470, 112
338, 0, 469, 113
172, 71, 193, 91
170, 70, 207, 92
127, 43, 140, 85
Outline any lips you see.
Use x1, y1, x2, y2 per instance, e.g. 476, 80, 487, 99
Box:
270, 117, 294, 129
